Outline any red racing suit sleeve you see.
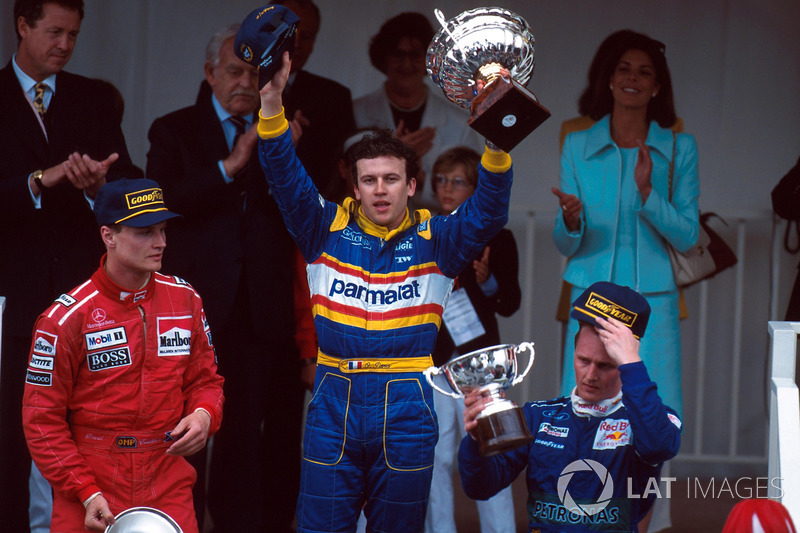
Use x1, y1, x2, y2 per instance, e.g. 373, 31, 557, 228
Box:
23, 313, 105, 504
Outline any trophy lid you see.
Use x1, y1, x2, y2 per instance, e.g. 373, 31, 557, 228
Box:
427, 7, 536, 109
105, 507, 183, 533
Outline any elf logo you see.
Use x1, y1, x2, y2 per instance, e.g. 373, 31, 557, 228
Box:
32, 330, 57, 356
85, 327, 127, 351
158, 316, 192, 356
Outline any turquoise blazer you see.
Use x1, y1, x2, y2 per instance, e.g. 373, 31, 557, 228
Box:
553, 115, 700, 293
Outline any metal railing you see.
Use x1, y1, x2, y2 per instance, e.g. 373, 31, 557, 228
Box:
504, 207, 783, 474
768, 321, 800, 524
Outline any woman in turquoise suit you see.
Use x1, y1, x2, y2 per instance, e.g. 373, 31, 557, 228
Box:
552, 32, 699, 416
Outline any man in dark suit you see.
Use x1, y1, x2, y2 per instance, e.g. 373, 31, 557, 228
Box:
146, 23, 304, 533
0, 1, 140, 531
271, 0, 356, 201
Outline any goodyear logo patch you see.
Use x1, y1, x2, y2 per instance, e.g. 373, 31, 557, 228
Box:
125, 188, 164, 210
87, 348, 132, 371
26, 369, 52, 387
33, 330, 57, 357
116, 437, 137, 448
584, 293, 637, 328
29, 354, 54, 371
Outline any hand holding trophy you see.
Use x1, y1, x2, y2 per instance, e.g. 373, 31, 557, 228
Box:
424, 342, 535, 456
427, 7, 551, 152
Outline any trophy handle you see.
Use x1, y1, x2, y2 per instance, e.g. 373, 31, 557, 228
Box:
423, 365, 462, 399
511, 341, 535, 387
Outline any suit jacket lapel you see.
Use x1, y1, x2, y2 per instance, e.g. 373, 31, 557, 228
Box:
0, 62, 49, 158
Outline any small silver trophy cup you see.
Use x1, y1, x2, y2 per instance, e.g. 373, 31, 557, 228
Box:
424, 342, 535, 456
427, 7, 551, 152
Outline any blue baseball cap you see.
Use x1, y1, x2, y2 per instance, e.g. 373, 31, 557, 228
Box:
94, 179, 181, 228
570, 282, 651, 339
234, 5, 299, 89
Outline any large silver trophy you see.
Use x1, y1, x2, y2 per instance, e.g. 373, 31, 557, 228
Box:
424, 342, 535, 456
427, 7, 551, 152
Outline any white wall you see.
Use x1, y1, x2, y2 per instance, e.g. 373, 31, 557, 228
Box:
2, 0, 799, 475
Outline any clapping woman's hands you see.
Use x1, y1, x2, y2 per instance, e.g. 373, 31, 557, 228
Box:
634, 139, 653, 203
552, 187, 583, 232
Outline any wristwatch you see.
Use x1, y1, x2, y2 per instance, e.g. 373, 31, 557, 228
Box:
31, 170, 47, 190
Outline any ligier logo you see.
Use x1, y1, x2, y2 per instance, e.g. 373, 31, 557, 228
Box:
32, 330, 57, 356
85, 327, 127, 351
557, 459, 614, 517
158, 316, 192, 356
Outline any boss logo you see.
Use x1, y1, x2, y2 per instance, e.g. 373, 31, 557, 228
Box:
87, 348, 132, 371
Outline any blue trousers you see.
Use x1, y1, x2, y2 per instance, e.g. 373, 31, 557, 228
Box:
297, 366, 438, 533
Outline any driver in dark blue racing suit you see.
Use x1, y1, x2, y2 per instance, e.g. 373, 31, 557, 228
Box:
460, 282, 682, 532
256, 51, 514, 533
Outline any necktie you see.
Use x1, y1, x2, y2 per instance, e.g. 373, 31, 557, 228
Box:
33, 82, 47, 117
228, 116, 249, 201
229, 115, 247, 150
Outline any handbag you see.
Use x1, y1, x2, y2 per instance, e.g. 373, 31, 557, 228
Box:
666, 133, 737, 287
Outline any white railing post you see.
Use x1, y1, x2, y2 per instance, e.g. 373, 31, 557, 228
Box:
768, 321, 800, 525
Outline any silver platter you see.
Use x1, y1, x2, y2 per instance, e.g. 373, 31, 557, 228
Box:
427, 7, 536, 109
105, 507, 183, 533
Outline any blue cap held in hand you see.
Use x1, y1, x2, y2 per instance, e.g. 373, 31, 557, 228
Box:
234, 5, 299, 89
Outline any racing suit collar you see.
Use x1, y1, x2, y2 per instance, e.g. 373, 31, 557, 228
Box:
570, 387, 624, 418
347, 197, 414, 241
92, 254, 156, 307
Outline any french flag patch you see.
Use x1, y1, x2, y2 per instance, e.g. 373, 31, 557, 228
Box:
348, 361, 363, 370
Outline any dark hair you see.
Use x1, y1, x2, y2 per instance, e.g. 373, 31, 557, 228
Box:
345, 129, 419, 185
268, 0, 320, 27
14, 0, 84, 42
368, 12, 434, 74
576, 30, 639, 116
432, 146, 480, 192
584, 31, 677, 128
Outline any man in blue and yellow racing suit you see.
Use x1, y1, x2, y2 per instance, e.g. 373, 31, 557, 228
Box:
256, 51, 514, 533
459, 282, 682, 533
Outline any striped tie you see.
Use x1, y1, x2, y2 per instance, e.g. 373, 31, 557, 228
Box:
33, 82, 47, 116
229, 115, 247, 150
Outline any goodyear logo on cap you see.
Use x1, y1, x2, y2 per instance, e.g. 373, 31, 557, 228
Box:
584, 292, 637, 328
116, 436, 138, 448
125, 188, 164, 211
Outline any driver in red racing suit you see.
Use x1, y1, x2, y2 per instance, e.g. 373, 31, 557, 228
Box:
22, 178, 224, 533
